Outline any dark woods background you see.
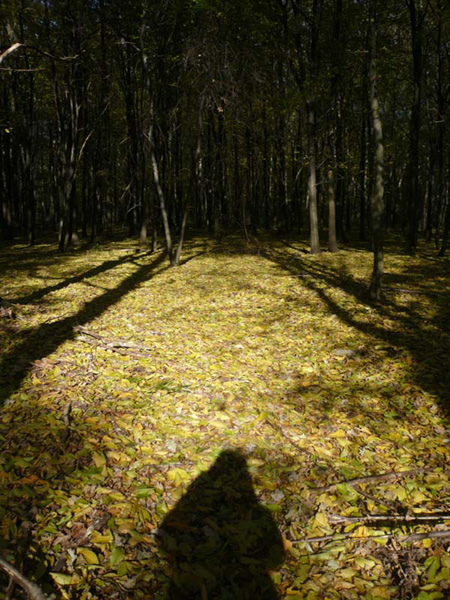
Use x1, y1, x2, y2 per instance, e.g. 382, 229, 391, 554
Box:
0, 0, 449, 255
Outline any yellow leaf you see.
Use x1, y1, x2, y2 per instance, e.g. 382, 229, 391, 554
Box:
371, 586, 391, 598
167, 468, 191, 486
77, 548, 99, 565
410, 489, 428, 504
91, 530, 113, 546
391, 485, 407, 501
313, 512, 330, 529
92, 452, 106, 468
354, 557, 376, 569
339, 568, 357, 580
331, 429, 347, 438
352, 525, 371, 537
107, 451, 130, 465
51, 573, 80, 586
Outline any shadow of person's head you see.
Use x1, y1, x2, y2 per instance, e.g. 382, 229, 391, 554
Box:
158, 449, 284, 599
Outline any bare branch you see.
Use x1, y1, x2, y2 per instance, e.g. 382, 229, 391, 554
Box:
0, 43, 23, 65
0, 556, 48, 600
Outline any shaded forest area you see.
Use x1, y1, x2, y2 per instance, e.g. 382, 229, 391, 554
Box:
1, 0, 450, 599
1, 0, 449, 270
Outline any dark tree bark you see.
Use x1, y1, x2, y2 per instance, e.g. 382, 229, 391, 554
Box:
368, 0, 385, 301
406, 0, 426, 253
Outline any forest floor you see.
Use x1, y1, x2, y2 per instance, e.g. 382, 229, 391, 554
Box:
1, 234, 450, 600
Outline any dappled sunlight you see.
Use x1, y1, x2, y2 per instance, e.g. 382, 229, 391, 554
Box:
1, 236, 449, 598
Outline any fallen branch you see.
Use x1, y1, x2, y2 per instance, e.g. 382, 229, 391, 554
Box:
290, 529, 450, 545
74, 325, 162, 357
76, 325, 163, 344
352, 484, 396, 510
313, 469, 427, 492
0, 556, 48, 600
329, 513, 450, 525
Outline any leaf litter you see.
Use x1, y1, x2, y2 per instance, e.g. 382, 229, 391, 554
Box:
0, 236, 450, 599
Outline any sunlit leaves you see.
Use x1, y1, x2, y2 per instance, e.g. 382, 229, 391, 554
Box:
0, 238, 450, 598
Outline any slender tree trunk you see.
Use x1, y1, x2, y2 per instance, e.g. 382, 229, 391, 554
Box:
434, 0, 445, 250
151, 143, 173, 265
308, 101, 320, 254
438, 154, 450, 256
407, 0, 424, 253
307, 0, 321, 254
359, 100, 367, 241
368, 0, 384, 301
328, 168, 338, 251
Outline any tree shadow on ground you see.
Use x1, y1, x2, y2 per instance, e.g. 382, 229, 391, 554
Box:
13, 249, 149, 305
259, 245, 450, 418
157, 450, 284, 600
0, 250, 168, 406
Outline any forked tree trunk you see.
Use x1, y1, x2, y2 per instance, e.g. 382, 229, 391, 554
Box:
150, 143, 174, 265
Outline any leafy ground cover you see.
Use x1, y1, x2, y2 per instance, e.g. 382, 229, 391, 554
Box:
1, 235, 450, 600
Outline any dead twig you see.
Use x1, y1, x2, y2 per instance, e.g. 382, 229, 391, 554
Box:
329, 513, 450, 525
74, 325, 163, 357
313, 469, 427, 492
352, 484, 397, 510
290, 529, 450, 545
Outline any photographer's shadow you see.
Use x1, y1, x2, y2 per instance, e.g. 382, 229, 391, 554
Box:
158, 450, 284, 599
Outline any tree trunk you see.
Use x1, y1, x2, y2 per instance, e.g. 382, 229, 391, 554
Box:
328, 168, 338, 252
368, 0, 384, 301
307, 102, 320, 254
407, 0, 425, 253
151, 144, 174, 265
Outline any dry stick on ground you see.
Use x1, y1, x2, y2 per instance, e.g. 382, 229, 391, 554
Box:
291, 529, 450, 545
77, 338, 150, 358
329, 513, 450, 525
75, 325, 164, 343
74, 325, 163, 358
313, 468, 428, 492
352, 484, 397, 510
0, 556, 48, 600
